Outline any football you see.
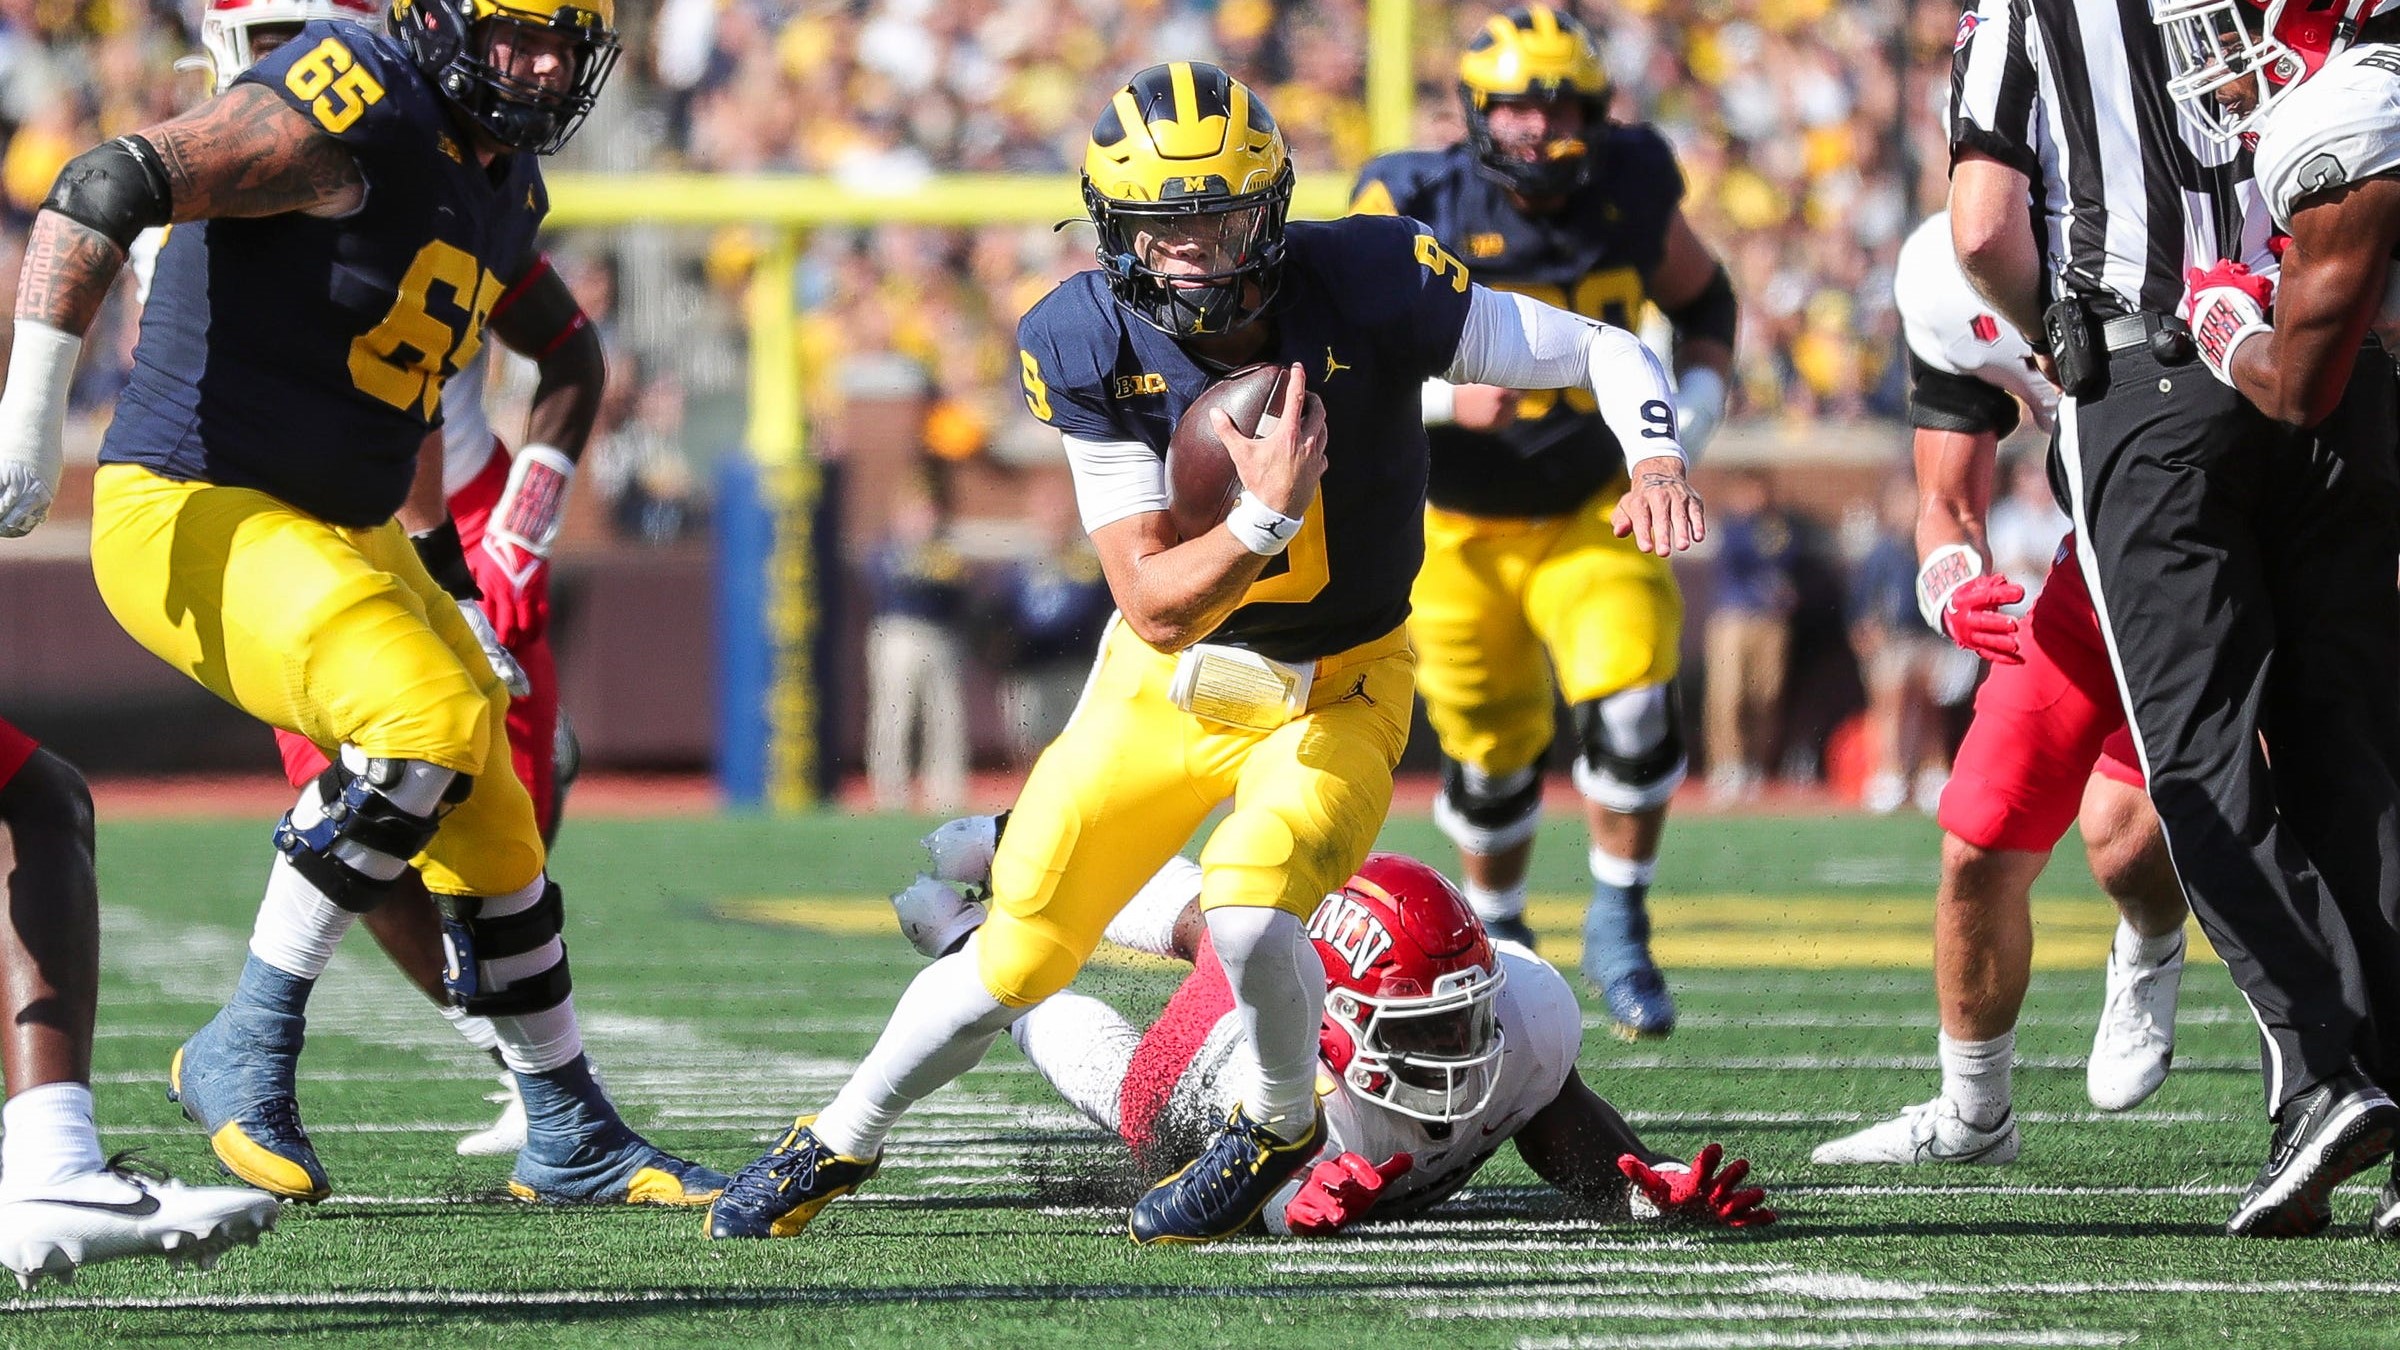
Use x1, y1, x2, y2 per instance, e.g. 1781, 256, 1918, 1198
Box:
1165, 362, 1302, 540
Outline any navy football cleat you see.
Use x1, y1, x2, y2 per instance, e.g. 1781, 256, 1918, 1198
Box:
505, 1057, 727, 1206
1129, 1105, 1323, 1245
1598, 965, 1678, 1042
167, 1008, 329, 1203
707, 1118, 881, 1239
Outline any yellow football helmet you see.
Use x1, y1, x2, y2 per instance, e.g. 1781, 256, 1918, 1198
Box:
1458, 5, 1612, 196
390, 0, 619, 154
1082, 61, 1295, 337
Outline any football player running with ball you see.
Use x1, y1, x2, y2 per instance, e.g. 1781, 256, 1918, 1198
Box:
1350, 7, 1736, 1038
895, 823, 1772, 1235
709, 61, 1700, 1247
0, 0, 725, 1207
1813, 214, 2190, 1167
2159, 0, 2400, 1234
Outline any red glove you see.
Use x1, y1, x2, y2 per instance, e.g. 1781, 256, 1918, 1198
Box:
1915, 544, 2023, 664
1617, 1143, 1776, 1228
1283, 1151, 1411, 1236
2184, 261, 2274, 389
1938, 573, 2026, 664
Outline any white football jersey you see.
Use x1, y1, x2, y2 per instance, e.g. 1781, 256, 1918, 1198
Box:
1153, 944, 1582, 1224
440, 346, 499, 496
2255, 45, 2400, 232
1894, 211, 2059, 436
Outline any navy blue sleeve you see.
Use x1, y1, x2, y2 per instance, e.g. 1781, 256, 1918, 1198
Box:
1014, 287, 1126, 444
239, 24, 420, 159
1349, 151, 1428, 218
1603, 124, 1688, 274
1326, 214, 1475, 381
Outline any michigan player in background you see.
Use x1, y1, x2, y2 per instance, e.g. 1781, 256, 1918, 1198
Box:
895, 824, 1773, 1234
0, 0, 725, 1208
708, 61, 1700, 1248
1349, 6, 1735, 1039
0, 717, 279, 1288
1813, 214, 2188, 1167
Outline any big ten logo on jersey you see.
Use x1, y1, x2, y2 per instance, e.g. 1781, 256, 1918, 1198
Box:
1307, 892, 1394, 980
1113, 372, 1168, 399
1489, 270, 1646, 420
284, 36, 385, 135
351, 242, 504, 418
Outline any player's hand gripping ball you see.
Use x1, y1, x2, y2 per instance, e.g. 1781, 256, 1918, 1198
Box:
1166, 362, 1325, 540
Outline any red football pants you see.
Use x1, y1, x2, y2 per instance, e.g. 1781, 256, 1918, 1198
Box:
1937, 533, 2143, 854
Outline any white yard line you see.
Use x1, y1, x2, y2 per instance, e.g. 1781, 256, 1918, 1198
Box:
1515, 1333, 2132, 1349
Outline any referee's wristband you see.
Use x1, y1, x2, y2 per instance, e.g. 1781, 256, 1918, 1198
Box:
1227, 490, 1306, 556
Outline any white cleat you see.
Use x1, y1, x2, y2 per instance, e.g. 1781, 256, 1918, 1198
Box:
891, 874, 987, 959
0, 1165, 278, 1291
456, 1075, 528, 1157
1811, 1097, 2021, 1166
922, 814, 1003, 889
2088, 927, 2184, 1112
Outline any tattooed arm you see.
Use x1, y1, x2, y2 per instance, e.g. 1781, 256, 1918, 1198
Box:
0, 84, 362, 536
16, 84, 363, 334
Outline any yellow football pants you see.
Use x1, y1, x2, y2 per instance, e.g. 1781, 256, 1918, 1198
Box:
977, 621, 1416, 1007
1409, 476, 1683, 781
88, 464, 543, 897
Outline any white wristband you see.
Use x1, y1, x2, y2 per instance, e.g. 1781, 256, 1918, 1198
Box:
488, 442, 577, 559
1420, 378, 1458, 427
1915, 543, 1984, 631
1227, 490, 1305, 556
0, 319, 81, 477
1674, 365, 1728, 462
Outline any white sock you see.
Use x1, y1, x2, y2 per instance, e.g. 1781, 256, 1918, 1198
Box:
1206, 905, 1323, 1139
441, 1003, 504, 1054
1938, 1029, 2014, 1130
1589, 847, 1657, 889
1101, 856, 1204, 958
813, 943, 1018, 1158
1461, 878, 1527, 924
2116, 919, 2184, 968
1009, 991, 1141, 1135
492, 995, 584, 1074
0, 1082, 106, 1192
249, 854, 358, 979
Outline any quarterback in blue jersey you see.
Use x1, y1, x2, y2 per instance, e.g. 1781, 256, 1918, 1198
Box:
710, 61, 1701, 1248
0, 0, 725, 1208
1351, 6, 1740, 1040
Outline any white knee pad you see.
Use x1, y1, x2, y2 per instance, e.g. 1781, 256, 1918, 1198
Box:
1571, 684, 1688, 814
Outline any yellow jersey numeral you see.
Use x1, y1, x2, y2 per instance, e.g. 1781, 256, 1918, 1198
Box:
1413, 234, 1471, 293
349, 240, 502, 417
1240, 493, 1330, 606
284, 37, 386, 135
1019, 350, 1054, 421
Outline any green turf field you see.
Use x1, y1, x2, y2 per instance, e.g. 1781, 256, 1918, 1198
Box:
8, 809, 2398, 1349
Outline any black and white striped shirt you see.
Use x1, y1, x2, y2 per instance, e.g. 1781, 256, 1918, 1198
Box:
1950, 0, 2274, 316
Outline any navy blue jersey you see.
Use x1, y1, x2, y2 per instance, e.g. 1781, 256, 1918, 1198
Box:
102, 22, 546, 527
1353, 128, 1683, 519
1016, 214, 1473, 664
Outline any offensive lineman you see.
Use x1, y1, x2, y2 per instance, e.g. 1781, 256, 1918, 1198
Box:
2162, 0, 2400, 1233
895, 825, 1773, 1234
1814, 214, 2190, 1166
1350, 6, 1736, 1038
707, 62, 1702, 1247
0, 0, 725, 1206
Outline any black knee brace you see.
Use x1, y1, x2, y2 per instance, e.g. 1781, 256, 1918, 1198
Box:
437, 880, 573, 1017
273, 758, 472, 913
1435, 747, 1548, 853
1571, 685, 1688, 811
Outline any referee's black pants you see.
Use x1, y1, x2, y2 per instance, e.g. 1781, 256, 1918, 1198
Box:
2058, 341, 2400, 1118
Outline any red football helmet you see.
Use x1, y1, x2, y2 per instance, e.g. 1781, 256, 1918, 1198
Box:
196, 0, 384, 93
1307, 854, 1506, 1124
2155, 0, 2395, 142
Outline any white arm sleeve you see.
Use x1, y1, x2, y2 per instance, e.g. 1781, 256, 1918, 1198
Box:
1061, 434, 1169, 533
1445, 285, 1685, 464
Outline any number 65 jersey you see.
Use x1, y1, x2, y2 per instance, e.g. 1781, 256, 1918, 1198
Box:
102, 20, 545, 528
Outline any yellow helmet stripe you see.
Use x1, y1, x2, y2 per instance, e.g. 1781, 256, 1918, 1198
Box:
1528, 4, 1558, 37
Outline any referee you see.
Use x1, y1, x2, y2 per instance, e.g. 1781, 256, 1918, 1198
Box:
1950, 0, 2400, 1236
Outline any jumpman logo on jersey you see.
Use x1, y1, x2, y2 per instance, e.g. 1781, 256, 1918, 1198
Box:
1324, 347, 1352, 382
1336, 674, 1374, 707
